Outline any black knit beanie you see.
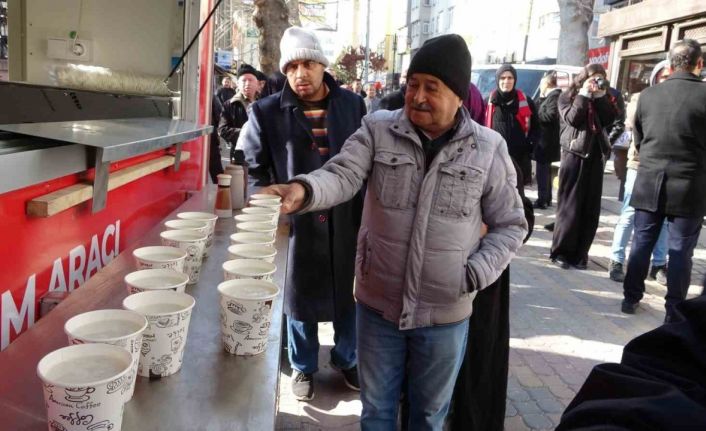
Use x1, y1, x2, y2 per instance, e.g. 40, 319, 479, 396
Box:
237, 63, 258, 78
495, 64, 517, 89
407, 34, 472, 101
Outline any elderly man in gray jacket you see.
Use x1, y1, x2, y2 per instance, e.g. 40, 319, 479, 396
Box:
264, 34, 527, 430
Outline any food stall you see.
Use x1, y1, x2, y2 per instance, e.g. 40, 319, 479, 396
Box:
0, 1, 288, 429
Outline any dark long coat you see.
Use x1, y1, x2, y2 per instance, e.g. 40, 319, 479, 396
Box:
631, 71, 706, 218
242, 73, 366, 322
533, 88, 561, 163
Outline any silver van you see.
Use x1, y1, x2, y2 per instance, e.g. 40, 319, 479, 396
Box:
472, 64, 583, 100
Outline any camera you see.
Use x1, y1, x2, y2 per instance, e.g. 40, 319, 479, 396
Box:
593, 77, 609, 90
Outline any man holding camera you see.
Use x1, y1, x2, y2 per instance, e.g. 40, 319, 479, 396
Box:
621, 39, 706, 322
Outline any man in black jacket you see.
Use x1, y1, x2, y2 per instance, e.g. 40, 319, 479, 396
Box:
218, 64, 259, 161
622, 39, 706, 322
534, 71, 561, 209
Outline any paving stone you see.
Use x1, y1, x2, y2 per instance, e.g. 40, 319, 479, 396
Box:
512, 365, 544, 388
513, 400, 542, 415
537, 397, 565, 414
505, 400, 518, 417
504, 415, 531, 431
526, 387, 554, 400
522, 413, 554, 430
549, 413, 563, 426
507, 387, 531, 402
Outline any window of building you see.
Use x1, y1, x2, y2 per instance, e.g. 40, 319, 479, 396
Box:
422, 21, 430, 35
437, 12, 443, 34
446, 7, 454, 30
411, 0, 420, 10
411, 20, 420, 38
422, 0, 432, 6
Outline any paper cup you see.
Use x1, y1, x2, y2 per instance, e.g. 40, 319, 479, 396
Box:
230, 232, 276, 247
37, 343, 133, 431
222, 259, 276, 281
160, 230, 207, 285
164, 219, 210, 237
123, 291, 196, 379
228, 244, 277, 263
176, 212, 218, 257
64, 310, 148, 402
133, 246, 187, 273
242, 206, 279, 224
234, 213, 274, 226
249, 199, 282, 210
124, 269, 190, 294
249, 193, 282, 202
236, 221, 277, 239
218, 279, 279, 355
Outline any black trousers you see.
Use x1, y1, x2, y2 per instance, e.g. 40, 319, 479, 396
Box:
550, 150, 604, 265
208, 133, 224, 184
536, 160, 553, 205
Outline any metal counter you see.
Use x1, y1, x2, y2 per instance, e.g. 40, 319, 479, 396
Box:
0, 190, 289, 431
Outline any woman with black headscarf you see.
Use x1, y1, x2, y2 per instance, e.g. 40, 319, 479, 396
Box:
550, 63, 617, 270
485, 64, 539, 185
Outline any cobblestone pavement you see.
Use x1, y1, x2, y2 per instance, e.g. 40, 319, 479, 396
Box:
276, 164, 706, 430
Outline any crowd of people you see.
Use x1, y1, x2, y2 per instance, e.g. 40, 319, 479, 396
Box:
210, 25, 706, 430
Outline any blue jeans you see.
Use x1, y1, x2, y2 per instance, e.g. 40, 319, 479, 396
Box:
356, 303, 469, 431
611, 169, 668, 265
287, 312, 357, 374
623, 209, 704, 313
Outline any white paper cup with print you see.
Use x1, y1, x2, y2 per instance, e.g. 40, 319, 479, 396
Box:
236, 221, 277, 239
249, 199, 282, 211
234, 213, 274, 226
64, 310, 148, 402
124, 269, 190, 294
218, 279, 279, 355
230, 232, 276, 247
228, 244, 277, 263
133, 246, 187, 273
222, 259, 276, 281
37, 343, 133, 431
249, 193, 282, 203
160, 230, 207, 285
164, 219, 210, 237
176, 212, 218, 257
241, 206, 279, 225
123, 291, 196, 379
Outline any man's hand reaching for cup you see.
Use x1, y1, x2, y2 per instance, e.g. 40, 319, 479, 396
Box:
258, 182, 307, 214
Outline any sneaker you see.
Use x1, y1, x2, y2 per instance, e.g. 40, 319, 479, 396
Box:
551, 256, 571, 270
330, 362, 360, 391
573, 261, 588, 270
544, 222, 555, 232
609, 261, 625, 282
649, 265, 667, 286
533, 200, 547, 210
621, 300, 639, 315
291, 370, 315, 401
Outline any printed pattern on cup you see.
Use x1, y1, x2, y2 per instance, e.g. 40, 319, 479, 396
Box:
138, 310, 193, 378
161, 239, 205, 284
42, 379, 122, 431
135, 259, 185, 273
220, 296, 274, 356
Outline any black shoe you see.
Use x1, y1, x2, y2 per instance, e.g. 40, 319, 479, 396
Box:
544, 222, 555, 232
573, 261, 588, 270
621, 300, 639, 315
609, 261, 625, 282
551, 257, 571, 270
291, 370, 315, 401
330, 362, 360, 391
649, 265, 667, 286
533, 200, 547, 210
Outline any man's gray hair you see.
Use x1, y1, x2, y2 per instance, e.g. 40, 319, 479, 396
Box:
669, 39, 702, 71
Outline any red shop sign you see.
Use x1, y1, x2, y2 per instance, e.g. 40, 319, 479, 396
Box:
588, 46, 611, 70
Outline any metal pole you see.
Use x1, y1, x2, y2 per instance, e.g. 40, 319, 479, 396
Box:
522, 0, 534, 63
363, 0, 371, 81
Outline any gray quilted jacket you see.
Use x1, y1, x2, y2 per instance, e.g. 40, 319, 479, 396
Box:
294, 107, 527, 329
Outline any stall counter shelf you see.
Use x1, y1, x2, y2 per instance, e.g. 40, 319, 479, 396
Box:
0, 189, 290, 430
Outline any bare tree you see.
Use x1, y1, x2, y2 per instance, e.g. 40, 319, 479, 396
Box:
253, 0, 290, 75
557, 0, 595, 66
287, 0, 301, 26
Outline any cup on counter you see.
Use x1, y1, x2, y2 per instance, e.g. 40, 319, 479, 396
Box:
230, 232, 276, 247
236, 221, 277, 239
217, 279, 279, 356
228, 244, 277, 263
160, 230, 207, 285
222, 259, 276, 281
37, 343, 134, 431
248, 199, 283, 211
234, 213, 274, 227
122, 291, 196, 379
124, 269, 190, 294
64, 309, 148, 402
176, 212, 218, 257
164, 219, 210, 237
249, 193, 282, 203
241, 206, 279, 225
133, 246, 187, 273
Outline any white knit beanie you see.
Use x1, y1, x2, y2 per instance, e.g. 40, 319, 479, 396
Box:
279, 26, 329, 74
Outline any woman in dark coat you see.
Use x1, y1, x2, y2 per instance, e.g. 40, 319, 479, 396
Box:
533, 71, 562, 209
550, 64, 617, 269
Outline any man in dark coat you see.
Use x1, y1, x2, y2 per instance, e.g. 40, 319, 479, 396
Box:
219, 64, 259, 162
241, 26, 365, 401
216, 75, 236, 104
622, 39, 706, 323
533, 71, 561, 209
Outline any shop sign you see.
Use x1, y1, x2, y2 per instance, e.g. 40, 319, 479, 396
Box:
588, 46, 610, 69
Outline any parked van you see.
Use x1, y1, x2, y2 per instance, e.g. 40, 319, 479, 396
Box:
471, 64, 583, 101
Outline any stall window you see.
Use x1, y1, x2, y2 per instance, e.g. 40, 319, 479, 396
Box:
617, 53, 666, 99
